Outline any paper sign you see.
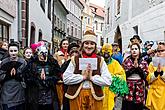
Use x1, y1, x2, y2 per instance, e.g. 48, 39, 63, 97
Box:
79, 58, 97, 70
152, 57, 165, 67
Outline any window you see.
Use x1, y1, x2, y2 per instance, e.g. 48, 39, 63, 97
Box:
116, 0, 121, 15
67, 27, 69, 35
95, 21, 98, 30
101, 37, 104, 46
101, 23, 103, 31
75, 28, 77, 36
57, 18, 59, 27
54, 15, 56, 27
0, 24, 9, 42
133, 26, 138, 35
63, 23, 65, 31
40, 0, 45, 12
107, 7, 110, 24
71, 26, 74, 36
48, 0, 51, 20
87, 18, 90, 25
60, 21, 62, 30
30, 25, 35, 44
38, 29, 42, 41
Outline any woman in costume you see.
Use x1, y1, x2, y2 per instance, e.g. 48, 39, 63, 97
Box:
0, 42, 27, 110
122, 43, 148, 110
101, 43, 128, 110
146, 41, 165, 110
63, 30, 112, 110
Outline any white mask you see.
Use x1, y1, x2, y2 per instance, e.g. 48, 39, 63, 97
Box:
24, 49, 33, 59
9, 46, 18, 60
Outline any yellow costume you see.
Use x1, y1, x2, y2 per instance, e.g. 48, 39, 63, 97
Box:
146, 63, 165, 110
102, 44, 126, 110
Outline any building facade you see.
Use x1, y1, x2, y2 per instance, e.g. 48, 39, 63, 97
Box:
0, 0, 18, 42
61, 0, 83, 43
104, 0, 165, 52
28, 0, 53, 46
90, 3, 104, 47
52, 0, 69, 50
80, 0, 94, 34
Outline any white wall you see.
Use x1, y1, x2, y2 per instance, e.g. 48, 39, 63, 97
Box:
28, 0, 52, 44
120, 2, 165, 52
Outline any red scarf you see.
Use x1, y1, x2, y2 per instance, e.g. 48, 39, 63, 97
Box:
82, 51, 97, 58
60, 48, 68, 60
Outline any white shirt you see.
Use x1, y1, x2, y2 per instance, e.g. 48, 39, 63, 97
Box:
63, 58, 112, 87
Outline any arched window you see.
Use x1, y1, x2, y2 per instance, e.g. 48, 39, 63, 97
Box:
30, 22, 36, 44
38, 29, 42, 41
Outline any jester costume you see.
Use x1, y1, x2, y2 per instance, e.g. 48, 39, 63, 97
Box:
122, 56, 148, 110
146, 63, 165, 110
102, 43, 128, 110
25, 44, 61, 110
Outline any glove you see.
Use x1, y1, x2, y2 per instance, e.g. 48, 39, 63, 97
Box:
154, 71, 159, 77
160, 71, 163, 76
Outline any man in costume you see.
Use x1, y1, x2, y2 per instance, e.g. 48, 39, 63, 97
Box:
101, 43, 127, 110
0, 42, 27, 110
63, 30, 112, 110
26, 42, 61, 110
146, 41, 165, 110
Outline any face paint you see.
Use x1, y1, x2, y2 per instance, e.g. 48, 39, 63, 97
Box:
24, 48, 33, 59
37, 46, 48, 62
9, 46, 18, 60
103, 52, 110, 59
131, 45, 140, 58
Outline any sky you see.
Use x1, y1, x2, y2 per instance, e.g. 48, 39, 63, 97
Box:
90, 0, 105, 7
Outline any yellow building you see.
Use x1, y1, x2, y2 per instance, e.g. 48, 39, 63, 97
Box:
80, 0, 94, 33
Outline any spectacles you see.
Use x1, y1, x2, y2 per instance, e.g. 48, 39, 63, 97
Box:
157, 49, 165, 53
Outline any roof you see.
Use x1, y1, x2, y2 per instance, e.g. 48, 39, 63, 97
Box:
58, 0, 69, 14
79, 0, 85, 6
89, 3, 105, 17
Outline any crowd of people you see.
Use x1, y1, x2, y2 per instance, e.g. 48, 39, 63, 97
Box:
0, 30, 165, 110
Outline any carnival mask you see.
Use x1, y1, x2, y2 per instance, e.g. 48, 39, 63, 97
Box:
9, 46, 18, 60
24, 48, 33, 59
37, 46, 48, 62
102, 43, 113, 59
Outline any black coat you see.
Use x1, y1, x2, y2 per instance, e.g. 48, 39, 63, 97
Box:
24, 55, 61, 110
0, 48, 8, 61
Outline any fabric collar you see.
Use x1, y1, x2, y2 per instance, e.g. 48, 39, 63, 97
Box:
82, 51, 97, 58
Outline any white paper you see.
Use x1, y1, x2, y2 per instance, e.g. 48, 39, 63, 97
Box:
79, 58, 97, 70
152, 57, 165, 67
